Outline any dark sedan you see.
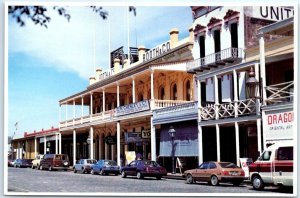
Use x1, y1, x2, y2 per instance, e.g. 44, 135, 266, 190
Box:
91, 160, 120, 175
14, 159, 32, 168
121, 160, 167, 180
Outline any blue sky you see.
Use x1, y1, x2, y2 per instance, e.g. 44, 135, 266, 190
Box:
8, 6, 192, 138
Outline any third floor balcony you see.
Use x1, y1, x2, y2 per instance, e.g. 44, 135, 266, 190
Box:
187, 47, 243, 73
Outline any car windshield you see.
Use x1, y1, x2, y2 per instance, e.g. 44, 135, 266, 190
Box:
104, 161, 117, 166
219, 162, 238, 168
86, 160, 97, 164
55, 155, 68, 160
144, 161, 160, 167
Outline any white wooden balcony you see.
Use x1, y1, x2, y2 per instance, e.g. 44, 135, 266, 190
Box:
265, 81, 294, 105
59, 99, 191, 129
200, 98, 257, 120
186, 47, 243, 72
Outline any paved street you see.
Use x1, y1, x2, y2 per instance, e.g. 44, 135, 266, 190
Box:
7, 167, 293, 195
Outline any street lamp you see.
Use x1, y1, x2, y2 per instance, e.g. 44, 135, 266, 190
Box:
246, 67, 259, 99
86, 136, 91, 144
168, 126, 176, 174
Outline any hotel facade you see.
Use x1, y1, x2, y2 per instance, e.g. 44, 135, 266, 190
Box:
11, 6, 295, 172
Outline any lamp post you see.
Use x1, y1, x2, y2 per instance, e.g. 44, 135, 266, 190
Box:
168, 126, 176, 174
246, 67, 259, 99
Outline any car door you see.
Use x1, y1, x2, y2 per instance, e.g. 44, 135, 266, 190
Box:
196, 162, 209, 182
127, 161, 137, 176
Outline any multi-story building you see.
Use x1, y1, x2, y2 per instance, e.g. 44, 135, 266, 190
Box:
58, 28, 195, 166
186, 6, 294, 167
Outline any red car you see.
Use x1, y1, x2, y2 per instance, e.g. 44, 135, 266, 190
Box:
183, 161, 246, 186
121, 160, 167, 180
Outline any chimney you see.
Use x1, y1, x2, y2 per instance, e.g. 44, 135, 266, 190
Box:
169, 28, 179, 48
138, 45, 146, 62
189, 26, 194, 42
123, 59, 129, 69
89, 76, 96, 85
95, 68, 102, 80
114, 58, 120, 74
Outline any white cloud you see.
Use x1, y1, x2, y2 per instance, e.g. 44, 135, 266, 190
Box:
8, 6, 192, 80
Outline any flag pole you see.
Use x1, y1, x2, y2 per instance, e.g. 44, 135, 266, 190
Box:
127, 6, 130, 64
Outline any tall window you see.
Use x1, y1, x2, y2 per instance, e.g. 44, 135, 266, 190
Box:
214, 30, 221, 61
159, 86, 165, 100
199, 35, 206, 65
185, 80, 191, 101
230, 23, 238, 48
172, 84, 178, 100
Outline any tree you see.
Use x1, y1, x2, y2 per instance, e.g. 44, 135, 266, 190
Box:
8, 6, 109, 28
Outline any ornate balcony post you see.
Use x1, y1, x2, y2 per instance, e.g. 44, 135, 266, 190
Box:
102, 89, 106, 118
132, 76, 136, 103
233, 70, 238, 117
90, 92, 93, 118
117, 122, 121, 166
150, 116, 156, 161
214, 75, 219, 120
117, 82, 120, 107
259, 33, 267, 105
73, 130, 76, 165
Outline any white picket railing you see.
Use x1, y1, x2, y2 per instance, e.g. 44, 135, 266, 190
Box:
265, 81, 294, 104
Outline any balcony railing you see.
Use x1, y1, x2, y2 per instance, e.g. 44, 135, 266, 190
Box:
186, 47, 243, 72
60, 99, 191, 129
99, 67, 115, 81
265, 81, 294, 105
199, 98, 257, 120
154, 101, 198, 115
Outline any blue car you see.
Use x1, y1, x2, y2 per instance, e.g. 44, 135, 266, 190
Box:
91, 160, 120, 175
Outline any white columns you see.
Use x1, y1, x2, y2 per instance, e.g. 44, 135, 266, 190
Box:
117, 83, 120, 107
44, 136, 47, 154
132, 77, 136, 103
59, 133, 62, 154
255, 63, 261, 115
73, 100, 75, 122
198, 125, 203, 165
102, 89, 106, 116
233, 70, 239, 117
34, 137, 37, 158
259, 34, 267, 105
90, 92, 93, 117
235, 122, 240, 167
151, 70, 154, 100
73, 130, 76, 165
90, 126, 94, 159
98, 135, 103, 159
257, 118, 262, 154
216, 124, 220, 161
214, 75, 219, 119
65, 103, 68, 122
55, 133, 58, 154
81, 96, 84, 124
117, 122, 121, 166
150, 116, 156, 161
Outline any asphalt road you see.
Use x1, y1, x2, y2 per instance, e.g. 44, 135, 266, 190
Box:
7, 167, 293, 196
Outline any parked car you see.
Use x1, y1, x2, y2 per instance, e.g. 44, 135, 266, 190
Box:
91, 160, 120, 175
31, 154, 44, 169
183, 161, 246, 186
249, 141, 293, 190
14, 159, 33, 168
120, 160, 167, 180
39, 154, 69, 171
73, 159, 97, 174
8, 159, 15, 167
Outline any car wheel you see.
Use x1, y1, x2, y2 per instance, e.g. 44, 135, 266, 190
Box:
73, 168, 77, 173
49, 166, 52, 171
91, 169, 95, 175
252, 175, 264, 191
121, 170, 126, 178
39, 165, 43, 170
82, 168, 85, 174
14, 164, 16, 168
115, 173, 118, 176
186, 174, 194, 184
99, 170, 104, 175
31, 164, 34, 169
210, 175, 219, 186
156, 176, 162, 180
136, 172, 143, 179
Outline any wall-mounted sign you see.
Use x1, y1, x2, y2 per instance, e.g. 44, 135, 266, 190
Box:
246, 6, 294, 21
143, 41, 171, 62
264, 110, 294, 141
125, 132, 142, 143
105, 135, 116, 145
115, 100, 150, 116
141, 129, 151, 139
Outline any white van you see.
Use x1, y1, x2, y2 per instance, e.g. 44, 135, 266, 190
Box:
249, 141, 293, 190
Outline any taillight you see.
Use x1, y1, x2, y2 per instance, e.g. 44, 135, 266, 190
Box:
241, 171, 245, 176
222, 170, 229, 175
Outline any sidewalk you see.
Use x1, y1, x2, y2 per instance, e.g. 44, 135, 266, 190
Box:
164, 173, 185, 180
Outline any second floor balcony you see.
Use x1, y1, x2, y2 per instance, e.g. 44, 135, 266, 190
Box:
264, 81, 294, 105
187, 47, 243, 73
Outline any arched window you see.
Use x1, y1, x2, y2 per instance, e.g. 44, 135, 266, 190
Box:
138, 93, 144, 102
159, 86, 165, 100
185, 80, 191, 101
172, 83, 178, 100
